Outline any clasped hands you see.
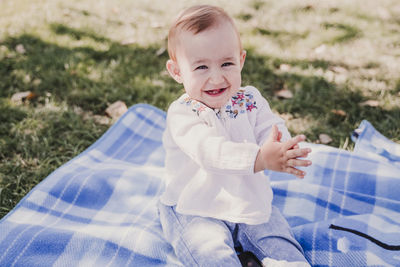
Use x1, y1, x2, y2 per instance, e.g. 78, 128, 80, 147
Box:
254, 125, 312, 178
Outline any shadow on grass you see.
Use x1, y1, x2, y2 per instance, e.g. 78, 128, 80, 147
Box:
64, 7, 125, 26
242, 50, 400, 142
50, 23, 110, 43
254, 27, 309, 44
254, 21, 361, 47
0, 26, 180, 217
1, 23, 399, 142
321, 22, 362, 44
0, 22, 399, 218
0, 25, 179, 114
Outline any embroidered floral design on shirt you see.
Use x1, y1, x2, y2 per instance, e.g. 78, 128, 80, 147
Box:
180, 90, 257, 118
225, 90, 257, 118
180, 97, 207, 116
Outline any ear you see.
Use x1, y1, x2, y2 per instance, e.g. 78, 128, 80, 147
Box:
166, 59, 183, 84
239, 50, 246, 71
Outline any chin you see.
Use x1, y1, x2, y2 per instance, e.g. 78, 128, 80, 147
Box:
204, 96, 227, 109
203, 88, 239, 109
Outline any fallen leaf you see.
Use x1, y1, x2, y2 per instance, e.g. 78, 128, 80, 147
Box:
275, 89, 293, 99
331, 109, 347, 116
105, 100, 128, 120
331, 66, 347, 74
314, 44, 326, 54
360, 100, 379, 107
330, 7, 340, 13
33, 78, 42, 86
73, 106, 84, 115
121, 38, 136, 45
82, 110, 94, 121
93, 115, 111, 125
279, 64, 291, 72
112, 7, 120, 14
156, 47, 166, 56
151, 22, 163, 29
62, 9, 71, 16
319, 133, 333, 144
302, 4, 314, 11
11, 91, 36, 104
15, 44, 26, 54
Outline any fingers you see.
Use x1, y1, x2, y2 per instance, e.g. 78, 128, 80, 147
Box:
286, 147, 312, 159
286, 166, 306, 179
285, 146, 312, 179
284, 134, 306, 150
287, 158, 312, 168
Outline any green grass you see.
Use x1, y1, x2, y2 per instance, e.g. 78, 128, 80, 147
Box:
1, 0, 400, 219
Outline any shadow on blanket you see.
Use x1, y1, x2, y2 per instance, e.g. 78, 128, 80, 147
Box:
0, 104, 399, 266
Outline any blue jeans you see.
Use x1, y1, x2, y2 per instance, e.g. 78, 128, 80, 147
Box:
158, 202, 308, 266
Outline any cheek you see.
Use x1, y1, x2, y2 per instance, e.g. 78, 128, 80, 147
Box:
187, 73, 205, 86
227, 69, 242, 84
182, 74, 202, 95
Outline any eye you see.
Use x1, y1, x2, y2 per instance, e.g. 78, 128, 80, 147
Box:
195, 65, 208, 70
222, 62, 234, 67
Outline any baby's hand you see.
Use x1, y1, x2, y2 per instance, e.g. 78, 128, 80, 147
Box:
254, 125, 312, 178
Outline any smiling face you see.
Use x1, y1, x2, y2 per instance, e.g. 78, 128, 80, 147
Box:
167, 20, 246, 109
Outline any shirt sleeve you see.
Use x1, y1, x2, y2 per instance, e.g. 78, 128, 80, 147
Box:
248, 86, 291, 145
165, 101, 260, 175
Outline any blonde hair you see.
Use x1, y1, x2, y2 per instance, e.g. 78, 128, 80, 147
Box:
167, 5, 242, 61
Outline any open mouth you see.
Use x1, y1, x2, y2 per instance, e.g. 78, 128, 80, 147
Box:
205, 87, 227, 96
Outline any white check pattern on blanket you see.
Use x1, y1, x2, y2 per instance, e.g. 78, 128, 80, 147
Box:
0, 104, 399, 267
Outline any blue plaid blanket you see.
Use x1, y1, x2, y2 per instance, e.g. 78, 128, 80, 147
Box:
0, 104, 399, 267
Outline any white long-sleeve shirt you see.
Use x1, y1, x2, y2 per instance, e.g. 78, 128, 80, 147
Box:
160, 86, 290, 225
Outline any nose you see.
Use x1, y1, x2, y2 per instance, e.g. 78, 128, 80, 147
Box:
208, 68, 224, 85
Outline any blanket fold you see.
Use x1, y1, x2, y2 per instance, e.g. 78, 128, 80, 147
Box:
0, 104, 399, 266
